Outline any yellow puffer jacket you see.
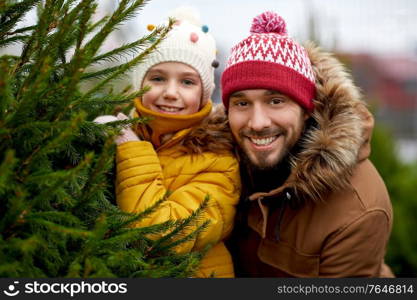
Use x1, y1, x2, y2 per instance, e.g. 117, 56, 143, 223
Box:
116, 99, 241, 277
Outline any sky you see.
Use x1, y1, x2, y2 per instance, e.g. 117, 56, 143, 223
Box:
11, 0, 417, 57
122, 0, 417, 56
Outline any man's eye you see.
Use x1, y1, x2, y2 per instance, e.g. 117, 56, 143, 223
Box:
270, 98, 284, 105
231, 100, 248, 107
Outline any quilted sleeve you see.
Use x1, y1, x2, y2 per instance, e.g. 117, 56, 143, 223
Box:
116, 141, 241, 253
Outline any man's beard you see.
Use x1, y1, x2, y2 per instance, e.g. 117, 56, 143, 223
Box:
236, 117, 313, 172
237, 136, 303, 194
236, 117, 314, 195
237, 141, 295, 195
237, 127, 289, 172
238, 142, 291, 173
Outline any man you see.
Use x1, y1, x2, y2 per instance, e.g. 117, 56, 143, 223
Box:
221, 11, 393, 277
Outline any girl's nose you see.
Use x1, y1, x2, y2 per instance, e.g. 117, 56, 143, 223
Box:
163, 81, 179, 100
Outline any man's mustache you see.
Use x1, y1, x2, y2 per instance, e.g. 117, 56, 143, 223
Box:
240, 127, 284, 138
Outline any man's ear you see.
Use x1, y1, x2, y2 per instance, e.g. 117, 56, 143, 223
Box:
303, 110, 311, 121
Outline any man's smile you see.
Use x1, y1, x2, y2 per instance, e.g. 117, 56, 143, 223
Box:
247, 135, 279, 147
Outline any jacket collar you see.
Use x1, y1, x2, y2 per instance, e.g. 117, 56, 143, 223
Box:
133, 98, 212, 148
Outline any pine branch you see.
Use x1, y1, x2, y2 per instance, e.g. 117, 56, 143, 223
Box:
26, 152, 94, 209
82, 21, 174, 99
75, 0, 96, 51
1, 0, 206, 278
0, 57, 15, 122
51, 2, 167, 122
28, 219, 92, 239
90, 29, 159, 66
73, 87, 150, 112
151, 220, 210, 256
14, 0, 81, 103
73, 136, 115, 208
0, 25, 36, 48
149, 196, 211, 254
97, 224, 169, 251
0, 34, 30, 48
129, 251, 202, 278
32, 1, 96, 109
87, 15, 109, 35
77, 0, 141, 61
0, 0, 40, 40
80, 63, 130, 81
4, 24, 37, 35
0, 150, 18, 196
19, 112, 86, 174
25, 211, 83, 228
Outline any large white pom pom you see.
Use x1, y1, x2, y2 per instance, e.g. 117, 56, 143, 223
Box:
168, 6, 202, 27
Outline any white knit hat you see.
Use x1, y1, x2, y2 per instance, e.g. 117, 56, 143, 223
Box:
133, 6, 218, 103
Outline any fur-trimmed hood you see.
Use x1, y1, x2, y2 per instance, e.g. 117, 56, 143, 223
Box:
248, 43, 374, 203
180, 103, 235, 154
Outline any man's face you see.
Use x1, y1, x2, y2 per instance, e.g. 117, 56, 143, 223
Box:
228, 89, 309, 170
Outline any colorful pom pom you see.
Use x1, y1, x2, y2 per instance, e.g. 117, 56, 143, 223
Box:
147, 24, 155, 31
202, 25, 209, 33
190, 32, 199, 43
250, 11, 287, 35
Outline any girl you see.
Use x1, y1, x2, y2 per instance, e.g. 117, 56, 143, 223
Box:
97, 7, 240, 278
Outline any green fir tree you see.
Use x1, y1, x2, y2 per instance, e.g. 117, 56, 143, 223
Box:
370, 124, 417, 276
0, 0, 208, 277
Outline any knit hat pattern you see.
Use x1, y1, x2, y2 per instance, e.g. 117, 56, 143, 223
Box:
221, 11, 316, 111
133, 7, 217, 103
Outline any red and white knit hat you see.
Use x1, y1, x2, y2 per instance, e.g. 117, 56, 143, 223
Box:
221, 11, 316, 112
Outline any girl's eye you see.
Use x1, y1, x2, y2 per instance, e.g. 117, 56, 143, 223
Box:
182, 79, 195, 85
150, 76, 164, 82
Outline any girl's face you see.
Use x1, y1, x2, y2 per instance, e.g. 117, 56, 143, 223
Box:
141, 62, 203, 115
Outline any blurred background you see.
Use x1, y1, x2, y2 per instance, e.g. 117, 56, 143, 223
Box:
3, 0, 417, 276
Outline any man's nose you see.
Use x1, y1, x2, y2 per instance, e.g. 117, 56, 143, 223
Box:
163, 81, 179, 100
248, 104, 272, 131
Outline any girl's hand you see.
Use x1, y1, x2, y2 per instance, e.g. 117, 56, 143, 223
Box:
93, 113, 140, 145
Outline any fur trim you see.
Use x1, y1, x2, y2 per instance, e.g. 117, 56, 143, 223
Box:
181, 103, 234, 154
249, 43, 372, 203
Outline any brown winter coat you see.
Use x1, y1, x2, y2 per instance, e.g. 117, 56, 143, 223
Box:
230, 43, 394, 277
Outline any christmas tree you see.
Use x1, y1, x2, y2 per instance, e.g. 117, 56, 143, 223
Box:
0, 0, 208, 277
